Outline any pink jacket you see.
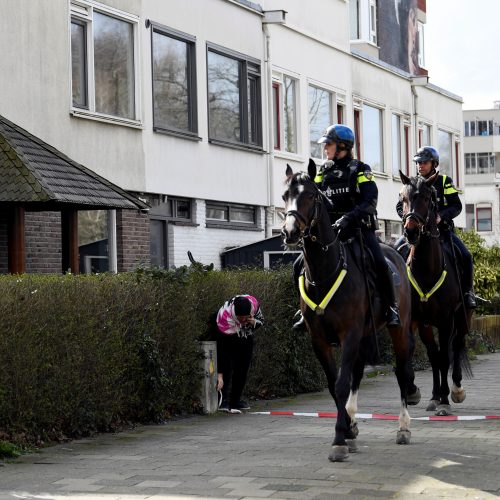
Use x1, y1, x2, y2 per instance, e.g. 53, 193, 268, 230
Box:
216, 295, 264, 337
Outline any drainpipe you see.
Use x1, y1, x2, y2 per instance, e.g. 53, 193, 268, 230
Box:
262, 10, 286, 238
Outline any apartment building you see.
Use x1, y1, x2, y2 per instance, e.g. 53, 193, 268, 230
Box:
0, 0, 465, 273
463, 104, 500, 245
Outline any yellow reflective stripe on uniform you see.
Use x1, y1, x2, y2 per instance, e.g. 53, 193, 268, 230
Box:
314, 174, 323, 183
357, 173, 374, 184
443, 175, 458, 195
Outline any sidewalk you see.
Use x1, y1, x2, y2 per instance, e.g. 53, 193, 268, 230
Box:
1, 353, 499, 499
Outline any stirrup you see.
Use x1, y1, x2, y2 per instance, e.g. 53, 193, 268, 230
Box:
387, 306, 401, 327
464, 292, 476, 309
292, 311, 307, 331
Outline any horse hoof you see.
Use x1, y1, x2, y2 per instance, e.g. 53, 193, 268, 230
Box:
346, 439, 358, 453
350, 422, 359, 438
396, 430, 411, 445
426, 399, 439, 411
435, 405, 452, 416
407, 387, 421, 406
328, 445, 349, 462
451, 387, 466, 404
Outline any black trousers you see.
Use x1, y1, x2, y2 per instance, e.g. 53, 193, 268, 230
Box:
218, 334, 254, 406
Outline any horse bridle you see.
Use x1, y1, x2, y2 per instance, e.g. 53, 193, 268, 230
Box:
284, 187, 336, 250
402, 188, 439, 240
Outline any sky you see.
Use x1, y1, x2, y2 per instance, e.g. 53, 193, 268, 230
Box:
425, 0, 500, 110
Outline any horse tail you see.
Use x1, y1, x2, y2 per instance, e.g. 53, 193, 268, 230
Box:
449, 333, 474, 380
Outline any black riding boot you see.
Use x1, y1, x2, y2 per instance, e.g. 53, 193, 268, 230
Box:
462, 261, 476, 309
383, 266, 401, 327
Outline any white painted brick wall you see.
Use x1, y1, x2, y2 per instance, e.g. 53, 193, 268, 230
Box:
168, 200, 265, 269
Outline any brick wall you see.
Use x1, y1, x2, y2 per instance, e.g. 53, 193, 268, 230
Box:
116, 209, 151, 272
168, 200, 265, 269
25, 211, 62, 273
0, 211, 8, 273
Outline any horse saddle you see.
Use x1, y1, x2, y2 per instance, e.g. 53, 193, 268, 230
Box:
346, 240, 401, 288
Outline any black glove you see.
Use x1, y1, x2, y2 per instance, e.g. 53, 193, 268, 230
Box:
334, 215, 350, 231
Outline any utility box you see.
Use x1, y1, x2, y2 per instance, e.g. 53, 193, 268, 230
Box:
199, 341, 218, 413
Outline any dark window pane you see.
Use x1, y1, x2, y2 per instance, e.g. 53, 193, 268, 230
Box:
464, 122, 469, 136
231, 207, 254, 223
248, 76, 259, 145
78, 210, 109, 274
206, 205, 228, 221
470, 121, 476, 136
153, 31, 190, 131
175, 199, 191, 219
94, 12, 135, 119
208, 51, 240, 142
71, 21, 87, 108
150, 219, 166, 268
477, 208, 492, 231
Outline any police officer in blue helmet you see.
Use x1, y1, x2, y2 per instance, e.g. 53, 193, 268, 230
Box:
293, 124, 401, 330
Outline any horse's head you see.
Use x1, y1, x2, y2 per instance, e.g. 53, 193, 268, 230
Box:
281, 159, 322, 247
399, 170, 438, 245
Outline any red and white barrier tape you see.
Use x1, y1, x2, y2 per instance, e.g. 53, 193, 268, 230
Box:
251, 411, 500, 421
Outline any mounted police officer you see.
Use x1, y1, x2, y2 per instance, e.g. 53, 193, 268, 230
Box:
293, 124, 401, 330
396, 146, 476, 309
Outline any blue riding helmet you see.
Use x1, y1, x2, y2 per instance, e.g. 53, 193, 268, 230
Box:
413, 146, 439, 166
317, 124, 355, 150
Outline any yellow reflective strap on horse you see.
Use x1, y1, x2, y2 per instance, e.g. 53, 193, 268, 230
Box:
314, 174, 323, 183
298, 269, 348, 315
406, 266, 448, 302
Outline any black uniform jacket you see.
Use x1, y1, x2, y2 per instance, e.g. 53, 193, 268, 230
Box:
315, 155, 378, 228
396, 174, 462, 227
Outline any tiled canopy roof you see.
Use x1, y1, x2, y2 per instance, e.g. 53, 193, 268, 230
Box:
0, 114, 148, 210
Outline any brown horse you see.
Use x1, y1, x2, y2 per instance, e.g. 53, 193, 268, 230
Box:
281, 161, 419, 462
399, 171, 472, 415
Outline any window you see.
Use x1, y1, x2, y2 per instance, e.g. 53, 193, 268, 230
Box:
465, 204, 475, 231
438, 129, 452, 176
207, 44, 262, 148
464, 121, 470, 137
417, 21, 425, 68
78, 210, 109, 273
369, 0, 377, 45
422, 123, 431, 146
273, 75, 298, 153
349, 0, 360, 39
391, 114, 401, 176
354, 109, 361, 159
403, 125, 410, 176
465, 153, 495, 175
70, 2, 138, 122
150, 219, 168, 268
362, 104, 383, 172
272, 82, 280, 150
337, 103, 344, 124
151, 24, 197, 137
206, 202, 258, 228
309, 85, 333, 158
477, 207, 492, 232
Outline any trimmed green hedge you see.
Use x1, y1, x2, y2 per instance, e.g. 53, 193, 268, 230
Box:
0, 267, 326, 445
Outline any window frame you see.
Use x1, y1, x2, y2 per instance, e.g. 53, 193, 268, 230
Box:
361, 103, 384, 173
206, 42, 263, 151
391, 113, 402, 177
476, 206, 492, 232
149, 218, 169, 269
69, 1, 141, 127
205, 201, 260, 230
308, 84, 334, 160
148, 21, 199, 140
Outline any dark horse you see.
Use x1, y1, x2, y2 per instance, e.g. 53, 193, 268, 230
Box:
399, 171, 472, 415
281, 161, 419, 462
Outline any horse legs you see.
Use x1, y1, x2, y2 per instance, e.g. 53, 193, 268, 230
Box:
450, 308, 472, 404
344, 353, 365, 452
405, 325, 421, 405
417, 323, 441, 411
388, 324, 412, 444
435, 324, 453, 416
328, 337, 359, 462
